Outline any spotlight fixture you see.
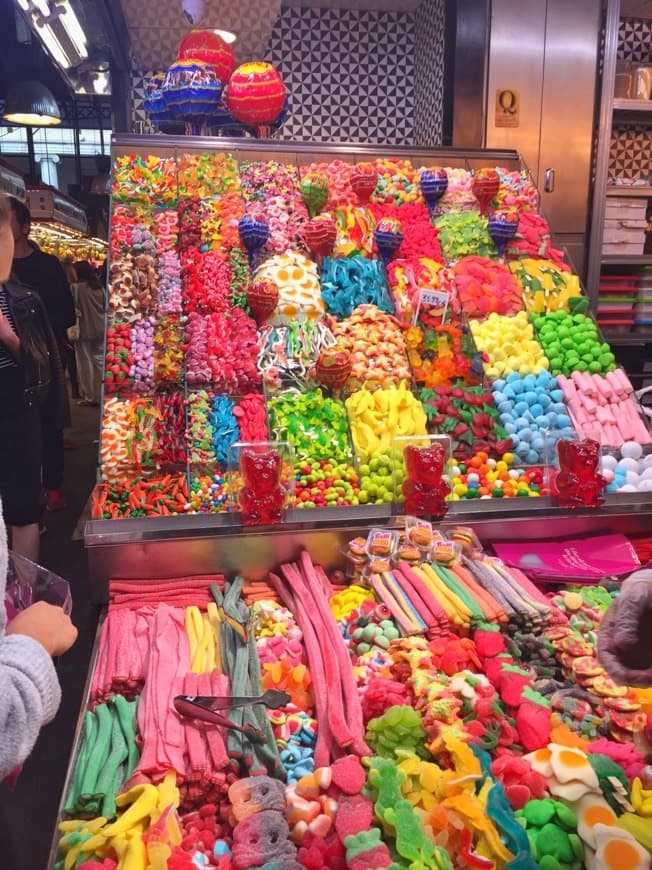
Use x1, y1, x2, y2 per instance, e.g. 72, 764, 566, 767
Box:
3, 79, 62, 126
213, 29, 237, 44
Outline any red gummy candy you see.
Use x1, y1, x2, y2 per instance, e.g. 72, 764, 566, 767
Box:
402, 443, 450, 518
473, 627, 506, 659
554, 438, 606, 509
331, 756, 366, 796
334, 794, 374, 841
238, 449, 286, 525
347, 843, 394, 870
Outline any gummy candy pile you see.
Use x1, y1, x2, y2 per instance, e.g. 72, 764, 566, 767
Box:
57, 533, 652, 870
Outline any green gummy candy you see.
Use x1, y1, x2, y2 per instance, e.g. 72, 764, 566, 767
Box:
344, 828, 384, 860
554, 802, 577, 830
523, 798, 556, 827
539, 822, 574, 862
538, 856, 563, 870
568, 833, 584, 861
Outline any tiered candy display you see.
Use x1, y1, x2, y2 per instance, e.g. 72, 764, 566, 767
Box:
96, 148, 652, 520
56, 529, 652, 869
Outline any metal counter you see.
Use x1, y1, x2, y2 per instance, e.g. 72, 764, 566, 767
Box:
84, 494, 652, 603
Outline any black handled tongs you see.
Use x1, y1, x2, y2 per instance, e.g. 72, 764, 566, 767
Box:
173, 689, 291, 745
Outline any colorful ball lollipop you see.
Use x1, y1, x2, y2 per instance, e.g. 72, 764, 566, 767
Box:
247, 278, 279, 324
487, 207, 520, 260
303, 214, 337, 261
375, 217, 404, 267
177, 29, 236, 83
472, 167, 501, 214
420, 168, 448, 218
300, 172, 329, 218
350, 163, 378, 204
226, 62, 286, 137
239, 214, 270, 272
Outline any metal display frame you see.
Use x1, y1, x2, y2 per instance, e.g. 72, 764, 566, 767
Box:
88, 133, 652, 600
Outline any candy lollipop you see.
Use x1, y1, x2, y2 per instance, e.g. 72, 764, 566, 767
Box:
247, 279, 279, 325
351, 163, 377, 204
300, 172, 328, 218
487, 207, 520, 260
420, 168, 448, 218
375, 217, 404, 267
239, 214, 270, 272
472, 167, 500, 214
315, 346, 352, 392
303, 214, 337, 262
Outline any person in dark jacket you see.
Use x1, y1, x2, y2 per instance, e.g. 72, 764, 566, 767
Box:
0, 194, 69, 559
9, 196, 75, 512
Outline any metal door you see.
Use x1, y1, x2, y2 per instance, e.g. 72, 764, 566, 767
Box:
486, 0, 601, 273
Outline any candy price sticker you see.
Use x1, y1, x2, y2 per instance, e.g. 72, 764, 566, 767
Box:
413, 289, 450, 326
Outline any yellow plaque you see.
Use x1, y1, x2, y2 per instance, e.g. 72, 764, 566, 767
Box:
495, 88, 520, 128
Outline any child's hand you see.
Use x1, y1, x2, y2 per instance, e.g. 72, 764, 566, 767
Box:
7, 601, 78, 657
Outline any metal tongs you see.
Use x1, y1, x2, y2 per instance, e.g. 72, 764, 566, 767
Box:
173, 689, 291, 745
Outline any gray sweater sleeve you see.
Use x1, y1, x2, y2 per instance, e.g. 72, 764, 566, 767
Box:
0, 507, 62, 782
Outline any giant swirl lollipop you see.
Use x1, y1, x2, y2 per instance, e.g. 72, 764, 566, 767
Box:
316, 346, 352, 392
375, 218, 404, 268
304, 214, 337, 263
351, 163, 377, 204
239, 214, 270, 272
227, 62, 286, 138
247, 279, 279, 325
177, 29, 236, 83
420, 168, 448, 218
472, 167, 500, 215
488, 207, 519, 260
300, 173, 328, 218
162, 59, 223, 135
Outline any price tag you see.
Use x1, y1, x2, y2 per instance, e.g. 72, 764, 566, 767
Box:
413, 289, 450, 325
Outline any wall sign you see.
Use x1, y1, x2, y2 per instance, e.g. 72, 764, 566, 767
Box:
495, 88, 520, 128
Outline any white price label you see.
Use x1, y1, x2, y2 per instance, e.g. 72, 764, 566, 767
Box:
413, 289, 450, 325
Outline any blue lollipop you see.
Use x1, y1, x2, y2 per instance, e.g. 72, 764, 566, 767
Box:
374, 218, 404, 269
238, 215, 270, 273
420, 168, 448, 218
487, 207, 520, 260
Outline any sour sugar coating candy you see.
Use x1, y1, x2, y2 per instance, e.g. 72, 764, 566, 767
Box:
492, 370, 573, 465
177, 151, 240, 197
369, 201, 444, 262
470, 312, 548, 377
453, 256, 523, 318
332, 205, 376, 258
494, 167, 539, 212
505, 212, 567, 267
436, 213, 496, 262
388, 258, 455, 324
255, 251, 324, 322
228, 776, 286, 820
231, 809, 298, 869
104, 324, 133, 395
112, 154, 178, 203
533, 310, 616, 377
153, 316, 184, 388
509, 258, 582, 314
437, 167, 477, 212
300, 160, 355, 209
370, 157, 421, 204
330, 304, 410, 388
295, 458, 360, 509
320, 256, 391, 318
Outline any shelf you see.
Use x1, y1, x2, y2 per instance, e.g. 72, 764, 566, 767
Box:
613, 98, 652, 114
602, 331, 652, 344
602, 255, 652, 264
606, 185, 652, 196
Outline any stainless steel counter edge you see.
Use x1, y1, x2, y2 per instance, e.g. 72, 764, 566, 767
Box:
84, 493, 652, 546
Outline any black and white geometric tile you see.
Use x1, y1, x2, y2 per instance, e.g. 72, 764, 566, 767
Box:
610, 16, 652, 178
414, 0, 445, 147
617, 16, 652, 64
266, 6, 416, 145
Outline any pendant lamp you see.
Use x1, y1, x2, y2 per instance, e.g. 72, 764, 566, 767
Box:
3, 80, 62, 126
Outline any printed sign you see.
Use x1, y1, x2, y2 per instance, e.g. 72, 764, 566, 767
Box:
495, 88, 520, 128
413, 289, 450, 326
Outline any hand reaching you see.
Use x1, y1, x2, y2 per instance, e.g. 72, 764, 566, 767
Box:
6, 601, 78, 657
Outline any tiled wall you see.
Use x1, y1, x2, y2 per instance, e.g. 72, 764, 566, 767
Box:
610, 16, 652, 179
414, 0, 446, 147
131, 2, 446, 147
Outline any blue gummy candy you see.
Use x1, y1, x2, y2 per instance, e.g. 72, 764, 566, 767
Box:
519, 428, 533, 442
555, 414, 571, 429
529, 403, 543, 418
493, 378, 506, 391
511, 380, 525, 394
523, 390, 538, 405
506, 372, 520, 382
514, 401, 529, 416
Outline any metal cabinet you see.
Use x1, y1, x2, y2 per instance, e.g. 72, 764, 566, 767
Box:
485, 0, 603, 277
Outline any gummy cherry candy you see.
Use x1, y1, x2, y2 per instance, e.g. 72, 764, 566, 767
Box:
238, 448, 287, 525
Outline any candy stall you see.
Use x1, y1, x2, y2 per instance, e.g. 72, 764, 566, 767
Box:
50, 133, 652, 868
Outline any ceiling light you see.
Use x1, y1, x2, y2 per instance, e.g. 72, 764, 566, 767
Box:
15, 0, 88, 70
16, 0, 29, 10
213, 29, 236, 44
39, 23, 71, 68
3, 80, 62, 126
92, 70, 109, 95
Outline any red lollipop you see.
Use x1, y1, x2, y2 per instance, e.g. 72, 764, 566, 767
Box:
247, 279, 279, 325
351, 163, 378, 204
315, 346, 352, 391
303, 214, 337, 260
472, 168, 500, 214
177, 30, 236, 83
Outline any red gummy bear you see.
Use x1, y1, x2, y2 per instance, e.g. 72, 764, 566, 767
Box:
239, 449, 286, 525
402, 443, 450, 518
554, 438, 606, 509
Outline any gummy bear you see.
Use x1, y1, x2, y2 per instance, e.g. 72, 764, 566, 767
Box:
238, 448, 287, 525
402, 443, 450, 518
554, 438, 606, 509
